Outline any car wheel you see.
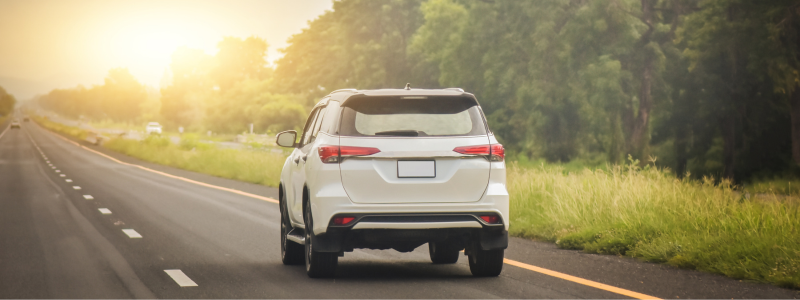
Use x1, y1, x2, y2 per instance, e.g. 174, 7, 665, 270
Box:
468, 246, 504, 277
281, 193, 304, 265
304, 200, 337, 278
429, 242, 460, 264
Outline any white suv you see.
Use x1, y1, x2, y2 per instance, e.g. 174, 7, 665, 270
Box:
275, 87, 509, 278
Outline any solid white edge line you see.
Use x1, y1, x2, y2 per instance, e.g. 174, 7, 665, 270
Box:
98, 208, 112, 214
164, 269, 198, 287
122, 229, 142, 238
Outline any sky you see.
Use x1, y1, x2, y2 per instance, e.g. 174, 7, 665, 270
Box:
0, 0, 333, 100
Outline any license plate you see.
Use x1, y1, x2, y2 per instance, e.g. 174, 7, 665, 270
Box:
397, 160, 436, 178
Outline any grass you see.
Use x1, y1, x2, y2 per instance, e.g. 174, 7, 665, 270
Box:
746, 178, 800, 198
508, 161, 800, 288
103, 136, 286, 187
34, 116, 800, 289
34, 116, 89, 140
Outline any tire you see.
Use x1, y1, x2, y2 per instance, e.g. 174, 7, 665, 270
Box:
468, 248, 504, 277
281, 192, 304, 265
429, 242, 460, 264
304, 200, 337, 278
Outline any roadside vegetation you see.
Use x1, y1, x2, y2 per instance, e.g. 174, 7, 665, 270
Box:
104, 135, 286, 187
36, 116, 286, 187
508, 160, 800, 289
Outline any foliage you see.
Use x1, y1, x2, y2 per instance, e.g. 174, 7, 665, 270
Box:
33, 116, 89, 140
273, 0, 435, 97
0, 85, 15, 116
104, 137, 286, 187
508, 162, 800, 288
36, 68, 149, 122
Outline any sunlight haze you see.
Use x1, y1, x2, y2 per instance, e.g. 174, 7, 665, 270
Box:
0, 0, 333, 100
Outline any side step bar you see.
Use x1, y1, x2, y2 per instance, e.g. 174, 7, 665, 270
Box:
286, 228, 305, 245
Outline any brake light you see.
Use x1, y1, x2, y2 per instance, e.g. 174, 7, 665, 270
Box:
318, 145, 381, 163
453, 145, 490, 155
340, 146, 381, 157
453, 144, 504, 161
480, 215, 500, 224
333, 216, 355, 225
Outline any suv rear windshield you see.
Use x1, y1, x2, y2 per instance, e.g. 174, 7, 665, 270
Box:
340, 97, 487, 137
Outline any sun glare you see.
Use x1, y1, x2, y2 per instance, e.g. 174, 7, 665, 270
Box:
97, 11, 219, 87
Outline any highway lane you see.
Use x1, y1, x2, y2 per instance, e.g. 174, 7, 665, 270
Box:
0, 121, 798, 299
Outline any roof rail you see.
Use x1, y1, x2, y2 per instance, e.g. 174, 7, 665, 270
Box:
329, 88, 357, 95
444, 87, 465, 92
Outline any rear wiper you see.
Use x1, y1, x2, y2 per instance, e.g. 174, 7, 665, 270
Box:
374, 130, 419, 137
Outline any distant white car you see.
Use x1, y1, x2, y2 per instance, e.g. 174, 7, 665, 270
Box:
145, 122, 162, 135
10, 120, 20, 129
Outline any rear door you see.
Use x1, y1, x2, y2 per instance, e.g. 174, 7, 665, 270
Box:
337, 96, 491, 204
290, 106, 324, 220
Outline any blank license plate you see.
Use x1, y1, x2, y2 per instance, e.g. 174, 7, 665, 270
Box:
397, 161, 436, 178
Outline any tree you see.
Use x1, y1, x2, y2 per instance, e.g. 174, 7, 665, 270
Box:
0, 86, 15, 116
273, 0, 433, 98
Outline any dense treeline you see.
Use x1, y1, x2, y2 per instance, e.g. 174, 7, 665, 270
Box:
274, 0, 800, 181
0, 86, 15, 117
36, 0, 800, 181
38, 68, 149, 122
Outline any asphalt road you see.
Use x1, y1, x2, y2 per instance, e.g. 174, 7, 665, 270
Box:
0, 120, 798, 299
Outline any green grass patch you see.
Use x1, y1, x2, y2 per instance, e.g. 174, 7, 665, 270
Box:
746, 178, 800, 197
103, 136, 286, 187
508, 162, 800, 288
34, 116, 89, 140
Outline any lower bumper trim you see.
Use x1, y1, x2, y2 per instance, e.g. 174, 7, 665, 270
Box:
351, 221, 483, 230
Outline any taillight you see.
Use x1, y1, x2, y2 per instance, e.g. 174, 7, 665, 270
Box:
453, 144, 504, 161
480, 215, 500, 224
490, 144, 505, 161
318, 145, 381, 163
318, 146, 340, 163
333, 216, 355, 225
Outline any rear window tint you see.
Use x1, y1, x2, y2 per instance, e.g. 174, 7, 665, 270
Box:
340, 97, 487, 137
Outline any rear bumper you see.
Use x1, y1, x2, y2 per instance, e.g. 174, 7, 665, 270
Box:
311, 213, 508, 253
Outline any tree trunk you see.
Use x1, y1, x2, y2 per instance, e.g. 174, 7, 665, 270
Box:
722, 115, 736, 180
626, 0, 656, 159
791, 83, 800, 166
629, 61, 653, 158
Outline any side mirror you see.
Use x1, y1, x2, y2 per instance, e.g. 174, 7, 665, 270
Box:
276, 130, 298, 148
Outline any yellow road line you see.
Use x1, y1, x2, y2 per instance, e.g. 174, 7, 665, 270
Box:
38, 123, 659, 300
503, 258, 659, 299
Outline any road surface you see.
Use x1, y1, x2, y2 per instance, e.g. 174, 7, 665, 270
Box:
0, 120, 797, 299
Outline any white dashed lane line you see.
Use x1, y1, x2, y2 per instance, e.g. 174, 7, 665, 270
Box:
55, 170, 60, 173
98, 208, 112, 215
72, 186, 81, 190
59, 174, 65, 177
65, 179, 72, 182
164, 270, 198, 287
122, 229, 142, 238
83, 195, 94, 200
